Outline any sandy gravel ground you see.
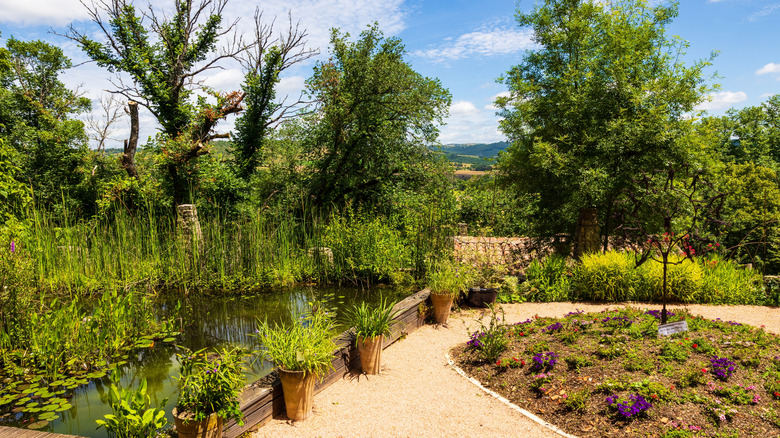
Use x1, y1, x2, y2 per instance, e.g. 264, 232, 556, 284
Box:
252, 302, 780, 438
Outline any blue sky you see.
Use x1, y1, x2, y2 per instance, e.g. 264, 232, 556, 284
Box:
1, 0, 779, 147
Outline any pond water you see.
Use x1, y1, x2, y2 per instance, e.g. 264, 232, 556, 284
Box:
5, 285, 410, 437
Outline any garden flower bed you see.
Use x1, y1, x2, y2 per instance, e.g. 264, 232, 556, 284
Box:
453, 307, 780, 437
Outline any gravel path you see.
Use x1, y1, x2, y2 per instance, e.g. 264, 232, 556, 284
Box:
252, 302, 780, 438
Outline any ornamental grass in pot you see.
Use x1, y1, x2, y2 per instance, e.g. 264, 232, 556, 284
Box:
173, 346, 248, 438
427, 259, 471, 324
255, 307, 336, 421
342, 297, 399, 375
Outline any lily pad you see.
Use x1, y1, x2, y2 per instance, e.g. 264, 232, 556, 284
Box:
55, 403, 72, 412
27, 420, 49, 429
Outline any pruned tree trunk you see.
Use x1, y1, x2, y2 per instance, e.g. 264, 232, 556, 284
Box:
573, 207, 601, 260
120, 100, 139, 178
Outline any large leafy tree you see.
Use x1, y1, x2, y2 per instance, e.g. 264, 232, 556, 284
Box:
0, 36, 91, 214
303, 24, 452, 209
496, 0, 715, 246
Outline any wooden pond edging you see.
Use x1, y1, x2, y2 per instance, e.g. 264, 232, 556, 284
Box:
0, 426, 84, 437
222, 288, 431, 438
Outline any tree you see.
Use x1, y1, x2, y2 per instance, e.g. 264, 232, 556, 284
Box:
233, 12, 316, 180
303, 24, 452, 209
68, 0, 315, 204
496, 0, 716, 247
614, 165, 725, 323
0, 36, 92, 214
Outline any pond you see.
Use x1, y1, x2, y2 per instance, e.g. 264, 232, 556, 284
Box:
0, 285, 410, 437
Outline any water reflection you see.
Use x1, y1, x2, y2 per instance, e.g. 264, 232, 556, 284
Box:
43, 285, 408, 437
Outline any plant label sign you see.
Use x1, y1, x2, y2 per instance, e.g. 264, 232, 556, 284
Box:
658, 320, 688, 336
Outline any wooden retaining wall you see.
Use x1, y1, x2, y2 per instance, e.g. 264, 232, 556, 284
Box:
222, 288, 430, 438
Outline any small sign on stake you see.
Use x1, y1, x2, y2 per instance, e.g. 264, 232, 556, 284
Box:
658, 320, 688, 336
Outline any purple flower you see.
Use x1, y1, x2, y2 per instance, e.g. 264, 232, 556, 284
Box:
10, 240, 15, 253
608, 394, 652, 419
710, 356, 737, 380
531, 352, 558, 371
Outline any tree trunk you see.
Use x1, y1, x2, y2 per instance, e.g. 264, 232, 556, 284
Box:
120, 101, 139, 178
573, 207, 601, 260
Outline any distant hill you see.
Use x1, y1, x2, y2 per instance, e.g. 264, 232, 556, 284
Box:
436, 141, 508, 158
429, 141, 509, 171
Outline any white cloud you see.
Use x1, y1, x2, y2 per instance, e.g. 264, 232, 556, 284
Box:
484, 91, 510, 110
222, 0, 407, 55
450, 100, 479, 116
761, 92, 776, 99
0, 0, 91, 25
695, 91, 748, 112
757, 63, 780, 76
412, 28, 534, 63
438, 94, 508, 144
749, 3, 780, 21
203, 68, 245, 90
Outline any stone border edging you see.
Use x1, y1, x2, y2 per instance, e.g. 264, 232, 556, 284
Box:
445, 352, 579, 438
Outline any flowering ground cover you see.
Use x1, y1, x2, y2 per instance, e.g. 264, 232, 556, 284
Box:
453, 307, 780, 437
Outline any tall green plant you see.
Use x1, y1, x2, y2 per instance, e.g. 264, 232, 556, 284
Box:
95, 371, 168, 438
255, 306, 336, 375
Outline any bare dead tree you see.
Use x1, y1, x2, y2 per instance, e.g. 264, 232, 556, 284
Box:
86, 93, 125, 155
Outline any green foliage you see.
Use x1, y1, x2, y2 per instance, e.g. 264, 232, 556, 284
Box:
342, 297, 398, 339
716, 162, 780, 273
322, 208, 411, 284
303, 24, 451, 209
455, 176, 530, 236
255, 306, 336, 375
565, 355, 593, 373
466, 305, 508, 363
497, 0, 715, 240
95, 371, 168, 438
563, 388, 590, 412
660, 339, 690, 363
0, 37, 92, 214
523, 255, 572, 302
426, 258, 472, 298
175, 346, 248, 424
70, 0, 222, 138
575, 251, 642, 301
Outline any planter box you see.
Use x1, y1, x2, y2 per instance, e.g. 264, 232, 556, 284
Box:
223, 288, 430, 437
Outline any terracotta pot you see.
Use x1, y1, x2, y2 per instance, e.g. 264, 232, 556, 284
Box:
357, 334, 383, 375
430, 293, 454, 324
467, 287, 499, 308
173, 408, 223, 438
279, 369, 316, 421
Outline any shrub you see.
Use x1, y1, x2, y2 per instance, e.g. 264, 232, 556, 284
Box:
465, 305, 507, 363
524, 255, 572, 302
575, 250, 642, 301
697, 255, 763, 304
642, 256, 703, 303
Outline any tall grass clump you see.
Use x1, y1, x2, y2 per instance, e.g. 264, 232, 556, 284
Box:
641, 256, 704, 303
565, 251, 764, 304
523, 254, 572, 302
575, 250, 642, 301
697, 255, 763, 304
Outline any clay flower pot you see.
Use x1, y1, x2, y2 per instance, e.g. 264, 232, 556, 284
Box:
357, 334, 383, 375
430, 293, 454, 324
173, 408, 223, 438
279, 369, 316, 421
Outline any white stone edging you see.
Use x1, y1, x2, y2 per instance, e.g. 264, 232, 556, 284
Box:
445, 352, 579, 438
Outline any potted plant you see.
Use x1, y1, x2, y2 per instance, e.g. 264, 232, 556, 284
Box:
173, 346, 248, 438
255, 306, 336, 421
342, 297, 399, 375
467, 258, 508, 308
427, 259, 471, 324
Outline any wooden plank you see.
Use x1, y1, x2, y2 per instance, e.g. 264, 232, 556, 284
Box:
0, 427, 84, 437
223, 288, 430, 438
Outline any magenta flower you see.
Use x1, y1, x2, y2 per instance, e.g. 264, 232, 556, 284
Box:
10, 240, 15, 253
